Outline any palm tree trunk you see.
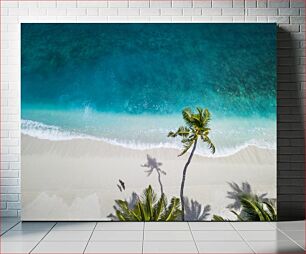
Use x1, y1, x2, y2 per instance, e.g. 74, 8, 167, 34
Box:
157, 170, 164, 195
180, 139, 197, 221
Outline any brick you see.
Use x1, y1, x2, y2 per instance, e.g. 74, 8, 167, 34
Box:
161, 8, 183, 16
290, 0, 305, 7
290, 16, 305, 24
149, 0, 171, 7
183, 8, 201, 16
172, 0, 193, 7
202, 8, 222, 15
1, 1, 18, 8
1, 210, 18, 217
0, 170, 18, 178
99, 8, 118, 16
268, 0, 290, 7
149, 16, 172, 22
57, 1, 77, 8
212, 16, 233, 22
233, 0, 244, 7
86, 8, 99, 16
0, 194, 19, 202
193, 0, 212, 7
268, 16, 290, 23
47, 8, 67, 16
7, 202, 21, 210
222, 8, 245, 15
257, 0, 267, 7
67, 8, 87, 16
140, 8, 160, 16
247, 8, 277, 15
8, 8, 29, 16
38, 1, 56, 8
108, 0, 128, 8
278, 8, 300, 15
77, 1, 107, 7
257, 16, 268, 22
77, 16, 107, 22
212, 0, 233, 7
118, 8, 140, 16
129, 1, 149, 7
0, 178, 19, 186
245, 0, 256, 7
172, 16, 193, 22
29, 8, 47, 16
0, 186, 20, 194
192, 16, 211, 22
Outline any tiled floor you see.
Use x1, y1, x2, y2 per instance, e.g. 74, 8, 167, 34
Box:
0, 218, 304, 253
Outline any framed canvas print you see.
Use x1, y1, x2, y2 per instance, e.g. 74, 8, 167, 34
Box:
21, 23, 276, 221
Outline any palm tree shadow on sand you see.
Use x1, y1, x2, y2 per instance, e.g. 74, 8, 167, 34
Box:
107, 192, 139, 220
141, 154, 166, 195
184, 197, 211, 221
226, 181, 269, 210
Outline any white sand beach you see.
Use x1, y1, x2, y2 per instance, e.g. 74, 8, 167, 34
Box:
21, 134, 276, 221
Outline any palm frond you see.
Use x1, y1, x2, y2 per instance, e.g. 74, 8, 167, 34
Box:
168, 126, 190, 138
162, 197, 181, 221
178, 139, 195, 157
201, 135, 216, 154
212, 215, 227, 221
113, 186, 181, 221
182, 108, 194, 126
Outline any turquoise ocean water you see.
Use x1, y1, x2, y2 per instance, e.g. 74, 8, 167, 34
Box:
21, 24, 276, 156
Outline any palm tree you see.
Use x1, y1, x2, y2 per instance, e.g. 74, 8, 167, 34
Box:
113, 185, 181, 221
213, 194, 277, 221
168, 107, 215, 220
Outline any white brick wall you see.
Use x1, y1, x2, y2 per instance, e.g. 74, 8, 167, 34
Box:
0, 0, 305, 218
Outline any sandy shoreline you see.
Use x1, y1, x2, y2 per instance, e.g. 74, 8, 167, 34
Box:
21, 134, 276, 221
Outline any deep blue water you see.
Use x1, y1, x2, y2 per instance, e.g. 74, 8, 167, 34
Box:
21, 24, 276, 155
22, 24, 276, 117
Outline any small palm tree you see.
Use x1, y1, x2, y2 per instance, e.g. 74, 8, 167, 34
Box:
168, 107, 215, 220
213, 194, 277, 221
114, 185, 181, 221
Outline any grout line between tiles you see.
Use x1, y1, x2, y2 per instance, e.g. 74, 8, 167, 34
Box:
0, 220, 21, 236
276, 227, 305, 251
187, 222, 200, 254
142, 222, 145, 254
83, 222, 97, 254
229, 222, 256, 254
29, 222, 57, 254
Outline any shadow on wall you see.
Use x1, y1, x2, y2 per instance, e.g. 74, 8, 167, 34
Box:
277, 27, 305, 220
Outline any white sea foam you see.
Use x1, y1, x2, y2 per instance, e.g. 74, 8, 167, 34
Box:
21, 119, 276, 157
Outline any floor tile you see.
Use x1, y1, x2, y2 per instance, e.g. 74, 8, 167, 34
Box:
85, 241, 142, 253
192, 230, 243, 241
197, 241, 253, 253
1, 217, 21, 224
96, 222, 143, 231
189, 222, 234, 231
144, 230, 193, 241
275, 221, 305, 231
249, 240, 304, 253
145, 222, 189, 231
11, 222, 55, 231
52, 222, 96, 231
282, 230, 305, 249
143, 241, 198, 253
239, 230, 290, 241
232, 222, 275, 231
0, 241, 37, 253
42, 230, 92, 242
90, 230, 143, 241
1, 222, 21, 233
0, 230, 47, 242
32, 241, 87, 253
